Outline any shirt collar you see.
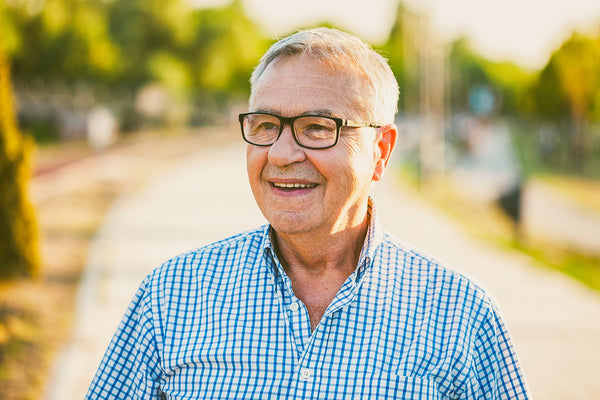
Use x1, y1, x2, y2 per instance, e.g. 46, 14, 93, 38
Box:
259, 196, 384, 281
355, 197, 384, 281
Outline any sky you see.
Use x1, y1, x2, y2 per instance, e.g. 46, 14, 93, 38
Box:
194, 0, 600, 69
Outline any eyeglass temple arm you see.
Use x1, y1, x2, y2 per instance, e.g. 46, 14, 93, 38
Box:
343, 120, 382, 129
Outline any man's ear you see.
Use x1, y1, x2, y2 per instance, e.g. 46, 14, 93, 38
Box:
372, 124, 398, 182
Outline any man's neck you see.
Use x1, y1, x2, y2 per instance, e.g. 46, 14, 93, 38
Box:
273, 214, 368, 274
272, 213, 370, 330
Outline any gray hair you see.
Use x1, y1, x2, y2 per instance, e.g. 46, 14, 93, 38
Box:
249, 27, 399, 124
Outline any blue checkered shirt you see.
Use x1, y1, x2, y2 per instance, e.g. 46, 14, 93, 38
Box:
86, 201, 530, 399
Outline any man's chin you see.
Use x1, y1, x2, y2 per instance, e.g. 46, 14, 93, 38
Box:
268, 214, 316, 236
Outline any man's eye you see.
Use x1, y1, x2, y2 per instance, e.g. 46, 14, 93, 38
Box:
257, 122, 279, 131
305, 124, 329, 131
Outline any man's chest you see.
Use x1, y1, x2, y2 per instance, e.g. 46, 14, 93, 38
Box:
156, 287, 450, 400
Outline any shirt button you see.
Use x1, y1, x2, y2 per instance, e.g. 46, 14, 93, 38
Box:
289, 302, 299, 312
300, 368, 311, 380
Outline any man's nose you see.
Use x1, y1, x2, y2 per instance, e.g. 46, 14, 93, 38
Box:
267, 124, 306, 166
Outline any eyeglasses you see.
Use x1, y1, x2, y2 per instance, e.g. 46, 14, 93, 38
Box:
239, 112, 381, 150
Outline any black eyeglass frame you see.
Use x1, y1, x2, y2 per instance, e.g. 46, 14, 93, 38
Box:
238, 112, 382, 150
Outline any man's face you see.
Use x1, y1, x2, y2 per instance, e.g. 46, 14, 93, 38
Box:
247, 54, 383, 237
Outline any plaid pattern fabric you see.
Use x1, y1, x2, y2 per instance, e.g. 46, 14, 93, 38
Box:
86, 201, 530, 399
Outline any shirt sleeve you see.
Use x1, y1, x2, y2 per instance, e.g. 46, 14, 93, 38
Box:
467, 301, 531, 399
85, 277, 165, 400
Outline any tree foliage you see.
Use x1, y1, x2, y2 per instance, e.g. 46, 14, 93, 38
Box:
0, 43, 40, 280
5, 0, 269, 128
524, 31, 600, 173
380, 3, 421, 114
529, 32, 600, 123
447, 37, 534, 116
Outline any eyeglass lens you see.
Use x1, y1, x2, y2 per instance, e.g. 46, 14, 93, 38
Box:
242, 114, 338, 148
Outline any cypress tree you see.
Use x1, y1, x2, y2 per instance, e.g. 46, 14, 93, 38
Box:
0, 45, 40, 279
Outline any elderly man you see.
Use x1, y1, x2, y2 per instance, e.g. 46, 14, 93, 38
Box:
86, 28, 530, 399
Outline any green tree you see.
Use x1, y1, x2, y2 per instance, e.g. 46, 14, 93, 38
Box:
0, 44, 40, 279
528, 32, 600, 171
448, 37, 533, 116
193, 1, 268, 96
448, 37, 489, 114
381, 3, 421, 114
9, 0, 120, 83
532, 33, 600, 122
102, 0, 266, 96
5, 0, 269, 130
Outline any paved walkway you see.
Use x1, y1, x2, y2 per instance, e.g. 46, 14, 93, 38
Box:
45, 142, 600, 400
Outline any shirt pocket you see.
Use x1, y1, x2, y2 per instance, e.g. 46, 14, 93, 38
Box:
352, 373, 441, 399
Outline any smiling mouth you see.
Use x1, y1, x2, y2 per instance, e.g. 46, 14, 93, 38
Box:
271, 182, 318, 191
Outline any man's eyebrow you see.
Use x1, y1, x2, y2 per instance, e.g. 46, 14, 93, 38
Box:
305, 109, 336, 117
253, 108, 278, 114
251, 108, 337, 117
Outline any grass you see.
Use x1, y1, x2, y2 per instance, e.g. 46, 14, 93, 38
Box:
539, 175, 600, 216
512, 239, 600, 291
396, 168, 600, 293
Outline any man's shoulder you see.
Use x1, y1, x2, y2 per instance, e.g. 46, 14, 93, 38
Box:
375, 231, 500, 341
378, 230, 494, 306
149, 225, 269, 282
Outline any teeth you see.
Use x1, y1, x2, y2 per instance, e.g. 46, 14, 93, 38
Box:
273, 182, 316, 189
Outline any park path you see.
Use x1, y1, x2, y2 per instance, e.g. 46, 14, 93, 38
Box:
44, 140, 600, 400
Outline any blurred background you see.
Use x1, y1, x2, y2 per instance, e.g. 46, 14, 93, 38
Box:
1, 0, 600, 399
